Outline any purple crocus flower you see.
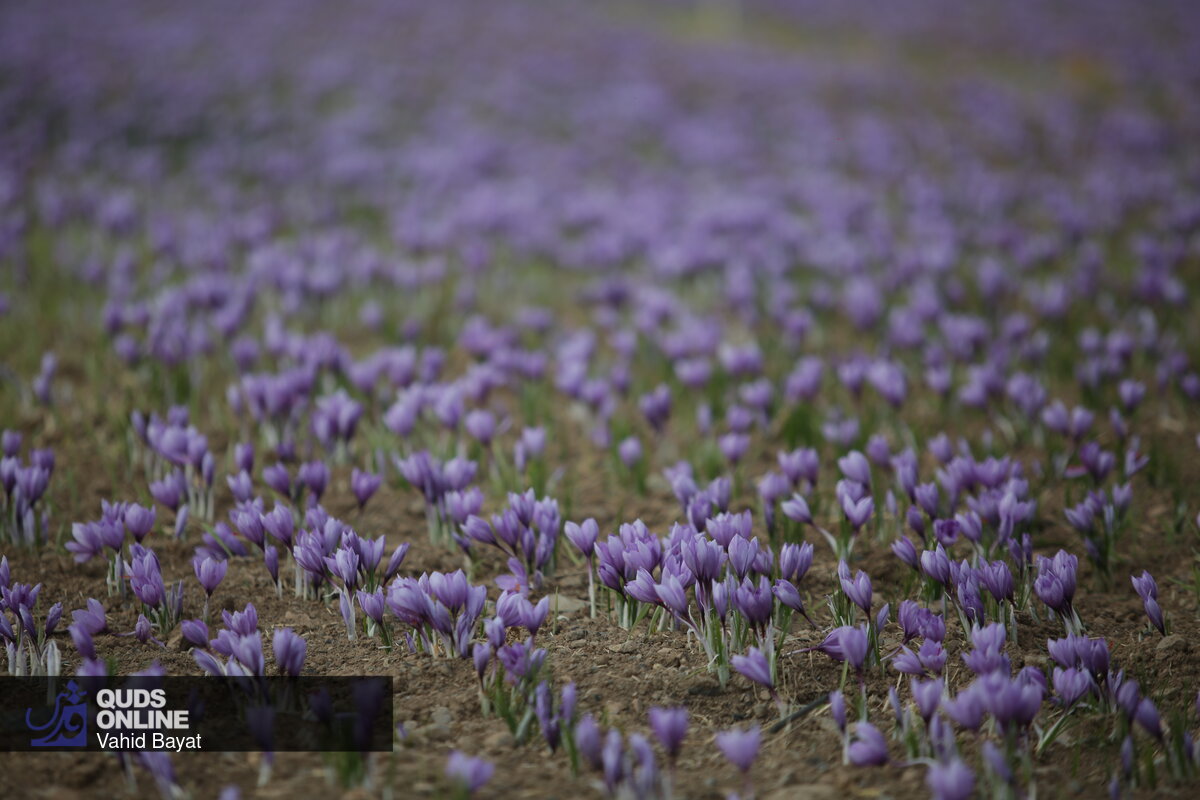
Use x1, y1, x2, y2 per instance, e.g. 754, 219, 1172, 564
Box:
778, 542, 813, 584
66, 523, 105, 563
133, 614, 161, 646
272, 628, 306, 677
129, 547, 166, 608
1134, 697, 1163, 739
227, 472, 253, 503
565, 518, 600, 558
718, 433, 750, 466
943, 683, 985, 731
124, 504, 157, 543
297, 461, 329, 501
841, 493, 874, 532
781, 494, 813, 525
927, 759, 975, 800
648, 706, 688, 763
181, 619, 209, 649
384, 542, 411, 580
839, 565, 872, 614
912, 677, 943, 721
256, 503, 293, 547
727, 536, 760, 581
715, 725, 760, 773
920, 545, 952, 587
149, 472, 185, 511
357, 589, 386, 624
732, 577, 773, 630
829, 689, 846, 732
891, 536, 919, 569
234, 442, 254, 474
464, 410, 496, 446
1034, 550, 1078, 621
732, 647, 772, 690
575, 714, 603, 771
262, 463, 291, 497
847, 722, 888, 766
68, 623, 95, 659
472, 642, 491, 680
808, 625, 869, 672
535, 681, 560, 751
446, 751, 494, 795
618, 436, 643, 468
654, 573, 689, 616
71, 598, 108, 635
351, 469, 382, 509
264, 546, 279, 586
1052, 667, 1092, 707
223, 604, 258, 636
1131, 570, 1165, 633
193, 556, 227, 597
837, 451, 871, 487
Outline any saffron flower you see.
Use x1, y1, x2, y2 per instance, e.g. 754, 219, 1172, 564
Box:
648, 707, 688, 764
847, 722, 888, 766
446, 751, 494, 795
272, 628, 306, 676
715, 725, 760, 773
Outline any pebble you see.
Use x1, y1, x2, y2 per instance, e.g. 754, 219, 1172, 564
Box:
1156, 634, 1187, 658
548, 593, 588, 613
484, 730, 511, 749
425, 723, 452, 742
431, 706, 453, 726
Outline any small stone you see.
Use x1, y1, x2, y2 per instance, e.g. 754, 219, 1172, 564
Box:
484, 730, 511, 749
431, 706, 453, 726
1156, 634, 1187, 658
426, 724, 452, 742
547, 594, 588, 613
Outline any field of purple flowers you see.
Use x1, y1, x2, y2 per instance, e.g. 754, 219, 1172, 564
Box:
2, 0, 1200, 798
